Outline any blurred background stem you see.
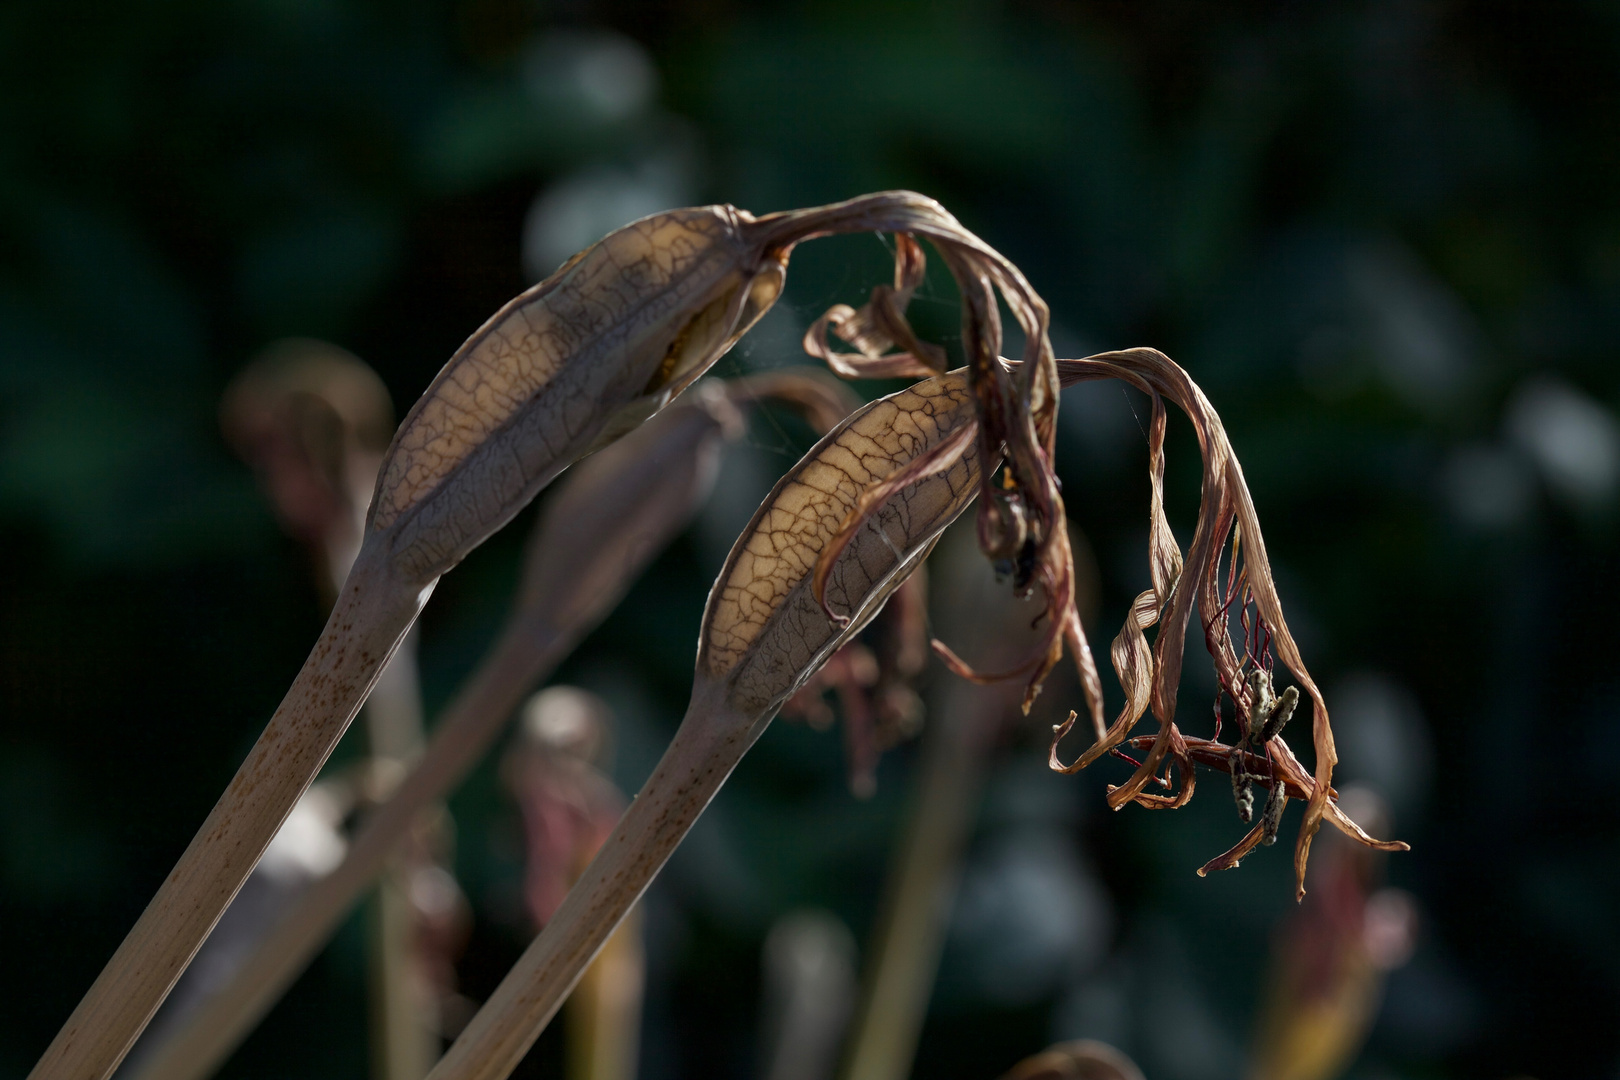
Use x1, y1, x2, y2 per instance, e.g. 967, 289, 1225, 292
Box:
358, 632, 438, 1080
838, 678, 1012, 1080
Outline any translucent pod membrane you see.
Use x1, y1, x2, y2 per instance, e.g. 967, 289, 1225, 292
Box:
425, 371, 988, 1080
373, 207, 785, 584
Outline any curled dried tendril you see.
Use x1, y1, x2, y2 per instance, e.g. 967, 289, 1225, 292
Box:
780, 219, 1400, 895
769, 200, 1078, 716
1030, 350, 1407, 897
802, 233, 946, 380
790, 307, 1399, 893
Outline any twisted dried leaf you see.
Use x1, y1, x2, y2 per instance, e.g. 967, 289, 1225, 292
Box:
424, 371, 987, 1080
1045, 350, 1405, 897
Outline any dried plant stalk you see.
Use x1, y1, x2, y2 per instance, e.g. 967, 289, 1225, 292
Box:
30, 561, 430, 1080
31, 202, 805, 1080
37, 189, 1081, 1080
424, 371, 987, 1080
837, 681, 1001, 1080
564, 907, 644, 1080
218, 339, 439, 1080
124, 393, 738, 1080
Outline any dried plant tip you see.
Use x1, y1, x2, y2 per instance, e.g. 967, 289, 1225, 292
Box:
220, 339, 394, 565
423, 373, 985, 1080
980, 486, 1031, 565
998, 1039, 1146, 1080
370, 206, 788, 584
1245, 669, 1276, 739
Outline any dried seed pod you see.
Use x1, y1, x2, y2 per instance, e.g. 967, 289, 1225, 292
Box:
1231, 748, 1257, 824
703, 373, 981, 715
1260, 773, 1289, 846
998, 1039, 1146, 1080
38, 191, 1063, 1080
372, 208, 786, 585
424, 371, 989, 1080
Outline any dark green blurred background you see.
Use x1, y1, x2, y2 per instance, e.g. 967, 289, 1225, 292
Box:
3, 1, 1617, 1077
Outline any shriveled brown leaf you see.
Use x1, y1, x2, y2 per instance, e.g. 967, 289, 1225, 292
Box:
1044, 349, 1406, 897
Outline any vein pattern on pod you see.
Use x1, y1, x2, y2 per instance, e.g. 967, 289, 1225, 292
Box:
423, 370, 989, 1080
29, 205, 784, 1080
373, 208, 785, 582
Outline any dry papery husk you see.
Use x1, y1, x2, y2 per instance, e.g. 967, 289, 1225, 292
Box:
1041, 349, 1406, 897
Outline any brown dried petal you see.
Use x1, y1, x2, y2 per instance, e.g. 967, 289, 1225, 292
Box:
1051, 350, 1404, 896
802, 233, 946, 379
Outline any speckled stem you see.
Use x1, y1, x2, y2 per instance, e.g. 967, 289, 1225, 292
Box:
123, 621, 556, 1080
29, 546, 430, 1080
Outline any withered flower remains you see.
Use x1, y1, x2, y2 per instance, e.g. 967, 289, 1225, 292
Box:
34, 190, 1404, 1080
